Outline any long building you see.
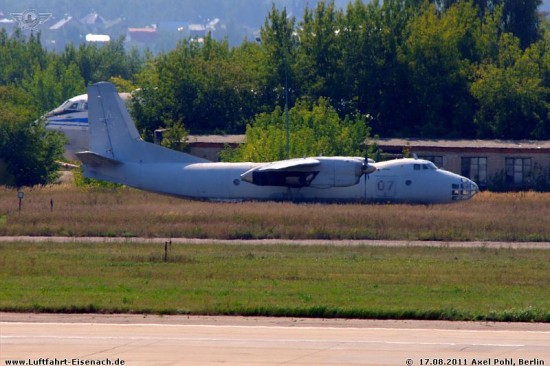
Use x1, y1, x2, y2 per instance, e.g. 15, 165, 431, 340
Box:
186, 136, 550, 191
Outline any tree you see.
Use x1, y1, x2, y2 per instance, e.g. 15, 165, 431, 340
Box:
0, 29, 48, 85
133, 34, 267, 137
401, 1, 479, 138
295, 1, 343, 103
338, 0, 418, 133
471, 34, 550, 139
260, 5, 298, 110
220, 97, 371, 162
0, 86, 65, 187
22, 58, 86, 113
160, 119, 189, 152
502, 0, 542, 49
72, 37, 143, 86
434, 0, 543, 49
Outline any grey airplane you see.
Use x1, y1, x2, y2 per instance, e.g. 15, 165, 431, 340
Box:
76, 82, 479, 204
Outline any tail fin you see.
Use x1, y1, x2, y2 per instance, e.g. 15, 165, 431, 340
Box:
78, 82, 206, 164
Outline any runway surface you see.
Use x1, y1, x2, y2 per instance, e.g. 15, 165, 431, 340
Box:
1, 313, 549, 366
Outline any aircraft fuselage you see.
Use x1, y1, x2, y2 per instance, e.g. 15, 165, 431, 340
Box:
78, 82, 479, 205
87, 158, 477, 204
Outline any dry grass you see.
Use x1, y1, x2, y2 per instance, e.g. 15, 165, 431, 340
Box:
1, 184, 549, 241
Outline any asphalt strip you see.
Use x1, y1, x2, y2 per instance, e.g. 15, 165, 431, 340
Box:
0, 236, 549, 249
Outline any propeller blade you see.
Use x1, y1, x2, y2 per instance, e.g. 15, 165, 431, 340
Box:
362, 150, 376, 175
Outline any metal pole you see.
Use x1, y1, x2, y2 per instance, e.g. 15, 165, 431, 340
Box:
285, 67, 289, 159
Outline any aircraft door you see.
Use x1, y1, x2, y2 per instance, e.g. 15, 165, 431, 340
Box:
374, 176, 396, 200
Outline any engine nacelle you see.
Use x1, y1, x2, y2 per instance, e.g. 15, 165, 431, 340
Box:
240, 157, 374, 188
309, 157, 364, 188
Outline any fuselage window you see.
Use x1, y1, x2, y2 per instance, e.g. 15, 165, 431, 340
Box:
414, 164, 421, 170
418, 156, 443, 168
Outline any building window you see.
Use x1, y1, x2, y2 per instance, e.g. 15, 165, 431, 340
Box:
419, 156, 443, 168
505, 158, 531, 185
461, 157, 487, 186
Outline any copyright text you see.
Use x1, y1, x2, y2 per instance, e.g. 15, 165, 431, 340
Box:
406, 358, 545, 366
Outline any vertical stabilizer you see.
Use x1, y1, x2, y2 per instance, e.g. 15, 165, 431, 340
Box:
84, 82, 207, 164
88, 82, 140, 161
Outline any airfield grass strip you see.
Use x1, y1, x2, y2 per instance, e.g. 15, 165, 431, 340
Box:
1, 186, 550, 241
1, 242, 548, 322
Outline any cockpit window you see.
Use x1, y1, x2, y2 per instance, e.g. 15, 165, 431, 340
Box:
47, 98, 88, 117
414, 162, 437, 171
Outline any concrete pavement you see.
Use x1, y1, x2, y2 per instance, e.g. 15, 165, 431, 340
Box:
1, 314, 549, 366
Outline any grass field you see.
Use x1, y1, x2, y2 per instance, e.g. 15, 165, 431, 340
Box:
1, 185, 549, 241
0, 242, 548, 321
1, 185, 549, 321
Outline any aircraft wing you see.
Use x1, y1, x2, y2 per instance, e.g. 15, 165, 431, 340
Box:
255, 157, 320, 171
240, 158, 321, 187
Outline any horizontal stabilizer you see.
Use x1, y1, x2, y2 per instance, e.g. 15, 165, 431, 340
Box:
76, 151, 121, 167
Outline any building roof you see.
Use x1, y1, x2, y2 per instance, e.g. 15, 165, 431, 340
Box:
49, 15, 74, 30
186, 135, 550, 153
127, 27, 158, 42
187, 135, 245, 147
373, 138, 550, 154
189, 24, 206, 32
85, 33, 110, 42
80, 11, 105, 25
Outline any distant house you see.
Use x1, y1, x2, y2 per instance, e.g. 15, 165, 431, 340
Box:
188, 23, 206, 38
80, 11, 106, 26
184, 135, 550, 191
46, 14, 85, 48
49, 15, 77, 30
127, 27, 158, 43
0, 9, 16, 32
186, 135, 245, 161
372, 138, 550, 191
158, 21, 189, 33
85, 34, 110, 42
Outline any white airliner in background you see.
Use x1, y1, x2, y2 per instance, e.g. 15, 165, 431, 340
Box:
76, 82, 479, 204
45, 92, 131, 160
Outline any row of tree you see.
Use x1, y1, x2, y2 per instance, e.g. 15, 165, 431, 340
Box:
2, 0, 549, 140
1, 0, 549, 185
133, 0, 549, 141
0, 30, 142, 186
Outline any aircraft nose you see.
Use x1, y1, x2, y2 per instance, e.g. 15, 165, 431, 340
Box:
452, 178, 479, 201
470, 180, 479, 197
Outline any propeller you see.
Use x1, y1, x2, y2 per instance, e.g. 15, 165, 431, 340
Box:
361, 150, 376, 175
361, 150, 376, 203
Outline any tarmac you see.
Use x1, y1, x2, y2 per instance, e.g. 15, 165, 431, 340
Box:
2, 313, 550, 366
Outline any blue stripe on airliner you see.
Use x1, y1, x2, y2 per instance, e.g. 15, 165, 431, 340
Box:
47, 118, 88, 125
